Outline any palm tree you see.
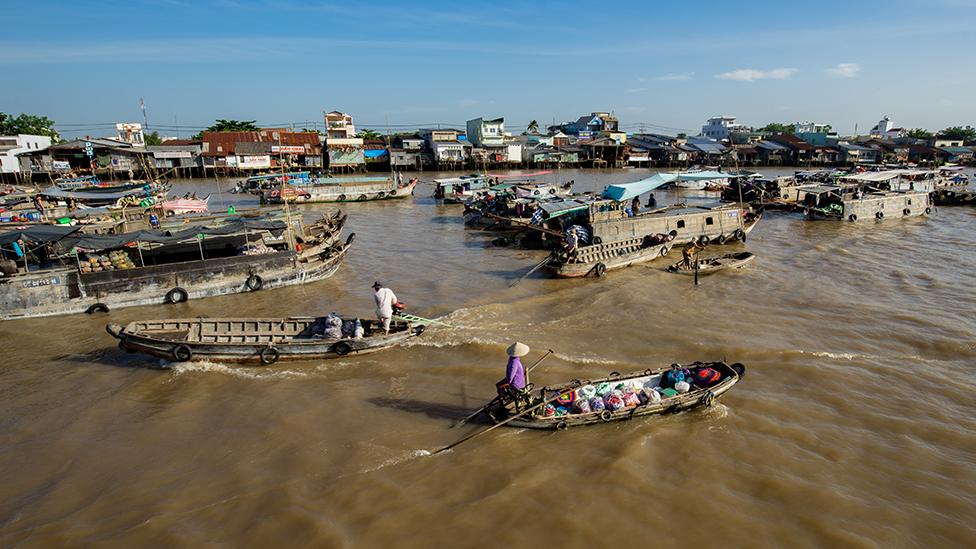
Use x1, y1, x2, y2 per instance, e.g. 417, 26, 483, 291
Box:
357, 129, 382, 140
526, 120, 540, 134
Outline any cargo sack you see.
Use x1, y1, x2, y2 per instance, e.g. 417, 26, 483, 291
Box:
693, 367, 721, 388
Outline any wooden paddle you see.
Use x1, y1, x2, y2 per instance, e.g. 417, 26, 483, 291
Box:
435, 380, 580, 455
450, 349, 554, 429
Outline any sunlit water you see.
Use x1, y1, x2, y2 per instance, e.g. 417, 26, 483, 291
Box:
1, 168, 974, 547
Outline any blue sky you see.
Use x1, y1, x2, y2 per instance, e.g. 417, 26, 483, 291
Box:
3, 0, 975, 138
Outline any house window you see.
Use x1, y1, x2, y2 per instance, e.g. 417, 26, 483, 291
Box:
705, 217, 714, 225
676, 220, 685, 229
908, 199, 912, 205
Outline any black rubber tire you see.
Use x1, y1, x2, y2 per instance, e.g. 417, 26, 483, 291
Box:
549, 188, 557, 195
389, 189, 397, 196
172, 344, 192, 362
734, 229, 746, 241
337, 194, 346, 202
730, 362, 746, 378
165, 287, 188, 304
600, 410, 613, 422
876, 211, 884, 219
609, 371, 621, 377
848, 214, 857, 222
924, 207, 931, 215
533, 190, 540, 196
555, 420, 568, 430
86, 303, 109, 314
377, 191, 386, 199
245, 274, 263, 291
660, 246, 668, 257
357, 194, 367, 201
698, 235, 711, 246
594, 262, 607, 277
334, 341, 352, 356
592, 236, 602, 245
259, 347, 279, 365
717, 234, 728, 245
903, 208, 911, 216
413, 324, 426, 335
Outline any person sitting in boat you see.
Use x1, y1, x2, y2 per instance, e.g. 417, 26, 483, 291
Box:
372, 281, 398, 334
631, 195, 641, 214
148, 212, 160, 230
682, 239, 706, 270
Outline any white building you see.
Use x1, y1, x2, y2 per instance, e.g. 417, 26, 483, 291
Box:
870, 116, 905, 139
116, 122, 145, 145
701, 116, 749, 140
465, 117, 505, 147
794, 122, 831, 134
324, 111, 356, 139
0, 134, 53, 173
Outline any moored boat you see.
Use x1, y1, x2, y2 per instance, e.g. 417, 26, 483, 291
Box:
263, 177, 417, 204
666, 251, 755, 275
546, 232, 675, 278
486, 361, 745, 429
107, 315, 425, 364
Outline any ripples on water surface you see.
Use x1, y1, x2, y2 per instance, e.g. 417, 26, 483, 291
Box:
1, 168, 974, 547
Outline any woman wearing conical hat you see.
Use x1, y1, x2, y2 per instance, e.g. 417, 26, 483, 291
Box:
504, 342, 530, 390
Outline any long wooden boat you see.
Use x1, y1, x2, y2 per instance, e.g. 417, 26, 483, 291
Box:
666, 251, 755, 275
547, 233, 675, 277
263, 178, 417, 204
0, 215, 351, 320
804, 190, 932, 221
486, 361, 745, 429
107, 316, 425, 364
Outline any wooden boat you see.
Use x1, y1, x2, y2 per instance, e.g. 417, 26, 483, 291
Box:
486, 361, 745, 429
262, 177, 417, 204
0, 215, 351, 320
159, 195, 210, 216
547, 233, 675, 278
666, 251, 755, 275
107, 316, 425, 364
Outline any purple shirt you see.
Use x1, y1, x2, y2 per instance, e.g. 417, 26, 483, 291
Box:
506, 357, 526, 389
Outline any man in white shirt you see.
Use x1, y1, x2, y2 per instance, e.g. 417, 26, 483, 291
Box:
372, 281, 397, 334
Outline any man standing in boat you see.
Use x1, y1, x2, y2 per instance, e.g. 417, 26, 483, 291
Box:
373, 281, 397, 334
682, 239, 706, 270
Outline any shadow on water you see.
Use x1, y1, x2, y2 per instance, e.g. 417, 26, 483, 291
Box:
368, 397, 476, 422
54, 348, 163, 370
428, 215, 463, 224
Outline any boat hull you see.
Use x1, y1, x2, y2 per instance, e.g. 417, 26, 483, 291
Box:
265, 181, 417, 204
548, 237, 674, 278
108, 318, 424, 364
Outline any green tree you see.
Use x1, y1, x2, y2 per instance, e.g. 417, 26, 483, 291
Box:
144, 131, 162, 146
356, 129, 382, 140
759, 122, 794, 135
192, 119, 259, 139
937, 126, 976, 141
525, 120, 540, 134
907, 128, 933, 139
0, 112, 59, 141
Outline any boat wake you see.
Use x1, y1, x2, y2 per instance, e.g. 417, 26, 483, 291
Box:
167, 360, 311, 380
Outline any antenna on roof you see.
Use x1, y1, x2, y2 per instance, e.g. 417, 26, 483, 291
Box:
139, 98, 148, 129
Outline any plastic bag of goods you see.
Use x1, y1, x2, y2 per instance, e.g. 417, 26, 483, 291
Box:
555, 390, 576, 407
589, 397, 606, 412
577, 384, 597, 400
660, 388, 679, 398
573, 399, 591, 414
675, 381, 691, 394
604, 393, 625, 411
642, 387, 662, 403
353, 319, 364, 339
322, 312, 343, 339
595, 382, 611, 396
341, 320, 356, 338
554, 406, 570, 417
543, 403, 557, 417
662, 369, 686, 388
622, 391, 641, 407
693, 367, 720, 388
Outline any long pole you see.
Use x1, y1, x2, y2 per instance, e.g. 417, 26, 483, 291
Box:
450, 349, 554, 428
436, 379, 579, 454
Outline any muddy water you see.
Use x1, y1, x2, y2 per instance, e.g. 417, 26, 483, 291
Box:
1, 168, 974, 547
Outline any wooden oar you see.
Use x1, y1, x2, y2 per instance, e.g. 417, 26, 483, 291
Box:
509, 254, 553, 287
450, 349, 554, 429
435, 380, 580, 455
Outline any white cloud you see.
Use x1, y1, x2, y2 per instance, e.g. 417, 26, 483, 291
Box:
624, 87, 649, 93
715, 68, 798, 82
638, 72, 695, 82
828, 63, 861, 78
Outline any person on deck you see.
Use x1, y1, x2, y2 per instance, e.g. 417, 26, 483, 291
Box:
564, 227, 579, 253
505, 342, 530, 390
682, 239, 706, 270
372, 281, 398, 334
631, 195, 641, 214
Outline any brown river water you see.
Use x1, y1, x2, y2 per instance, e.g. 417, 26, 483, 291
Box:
1, 168, 974, 547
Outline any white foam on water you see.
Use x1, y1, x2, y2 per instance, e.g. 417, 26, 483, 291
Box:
168, 360, 310, 380
553, 352, 624, 366
358, 449, 432, 474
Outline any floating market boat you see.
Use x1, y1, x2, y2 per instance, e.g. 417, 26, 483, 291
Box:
262, 176, 417, 204
932, 188, 976, 206
803, 188, 932, 221
233, 171, 313, 194
666, 251, 755, 275
107, 315, 425, 364
158, 195, 210, 216
486, 361, 745, 429
0, 213, 351, 320
54, 176, 154, 193
547, 232, 676, 277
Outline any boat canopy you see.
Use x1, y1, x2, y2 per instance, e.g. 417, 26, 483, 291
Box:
39, 187, 147, 201
246, 172, 310, 182
841, 169, 935, 182
537, 199, 592, 218
41, 219, 289, 252
602, 174, 676, 201
0, 224, 81, 246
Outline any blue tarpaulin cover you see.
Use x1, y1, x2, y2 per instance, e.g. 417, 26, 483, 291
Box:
602, 174, 676, 201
